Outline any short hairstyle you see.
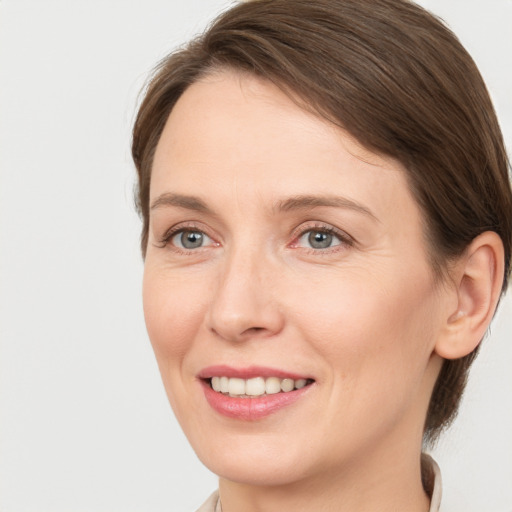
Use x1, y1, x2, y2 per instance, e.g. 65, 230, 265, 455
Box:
132, 0, 512, 443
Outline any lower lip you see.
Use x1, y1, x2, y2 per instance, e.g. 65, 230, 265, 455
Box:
201, 380, 312, 420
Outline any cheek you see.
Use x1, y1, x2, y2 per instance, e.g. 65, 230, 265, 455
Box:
288, 266, 438, 383
287, 269, 439, 451
142, 266, 208, 364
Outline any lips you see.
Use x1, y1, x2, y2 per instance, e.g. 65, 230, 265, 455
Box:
198, 365, 314, 420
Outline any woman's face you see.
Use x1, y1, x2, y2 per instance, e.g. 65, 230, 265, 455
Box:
143, 71, 448, 486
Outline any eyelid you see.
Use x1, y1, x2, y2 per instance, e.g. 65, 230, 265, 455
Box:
156, 221, 219, 250
289, 221, 355, 249
154, 220, 354, 253
171, 229, 213, 249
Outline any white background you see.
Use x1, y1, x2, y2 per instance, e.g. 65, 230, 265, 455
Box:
0, 1, 510, 511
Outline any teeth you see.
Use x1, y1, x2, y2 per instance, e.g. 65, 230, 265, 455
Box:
228, 378, 245, 396
209, 376, 311, 397
211, 376, 221, 392
246, 377, 266, 396
280, 378, 294, 392
295, 378, 307, 389
265, 377, 281, 395
220, 376, 229, 393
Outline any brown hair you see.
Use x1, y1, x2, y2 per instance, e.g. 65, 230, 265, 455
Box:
132, 0, 512, 443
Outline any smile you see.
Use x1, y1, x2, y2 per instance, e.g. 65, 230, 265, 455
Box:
199, 366, 315, 420
209, 376, 312, 397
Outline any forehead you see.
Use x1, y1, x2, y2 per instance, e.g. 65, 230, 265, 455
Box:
157, 70, 399, 164
151, 70, 416, 223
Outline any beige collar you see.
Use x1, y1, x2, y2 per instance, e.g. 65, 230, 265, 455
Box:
424, 453, 442, 512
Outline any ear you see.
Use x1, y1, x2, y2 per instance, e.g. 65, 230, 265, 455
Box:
435, 231, 505, 360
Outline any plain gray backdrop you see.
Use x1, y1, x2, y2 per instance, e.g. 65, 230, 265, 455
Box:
1, 1, 511, 511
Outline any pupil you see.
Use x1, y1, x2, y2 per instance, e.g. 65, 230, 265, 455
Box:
308, 231, 332, 249
182, 231, 203, 248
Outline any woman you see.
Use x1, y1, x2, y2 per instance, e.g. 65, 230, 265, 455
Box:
132, 0, 512, 510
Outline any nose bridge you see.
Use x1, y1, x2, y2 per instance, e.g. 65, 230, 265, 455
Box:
207, 240, 283, 342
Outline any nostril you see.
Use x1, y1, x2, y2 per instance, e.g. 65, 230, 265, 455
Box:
242, 326, 268, 337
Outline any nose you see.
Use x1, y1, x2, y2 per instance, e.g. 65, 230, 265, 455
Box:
206, 247, 285, 343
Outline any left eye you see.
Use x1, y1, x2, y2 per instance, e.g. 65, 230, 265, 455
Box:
171, 230, 212, 249
297, 229, 342, 249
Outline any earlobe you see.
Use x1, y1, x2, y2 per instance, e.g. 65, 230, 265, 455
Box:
435, 231, 505, 360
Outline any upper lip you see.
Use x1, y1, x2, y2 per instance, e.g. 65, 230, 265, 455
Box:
198, 365, 312, 381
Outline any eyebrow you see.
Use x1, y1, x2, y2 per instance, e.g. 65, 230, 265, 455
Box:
150, 193, 212, 213
150, 192, 378, 222
275, 194, 379, 221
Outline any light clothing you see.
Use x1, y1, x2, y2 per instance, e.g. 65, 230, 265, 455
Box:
425, 453, 442, 511
196, 491, 222, 512
195, 454, 442, 512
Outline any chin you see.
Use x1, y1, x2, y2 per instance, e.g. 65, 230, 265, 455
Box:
191, 430, 315, 487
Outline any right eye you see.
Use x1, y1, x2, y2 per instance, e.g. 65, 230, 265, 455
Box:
297, 229, 343, 250
171, 229, 213, 250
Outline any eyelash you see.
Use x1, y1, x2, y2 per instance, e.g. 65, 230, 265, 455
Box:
290, 222, 354, 254
156, 222, 354, 254
156, 223, 217, 253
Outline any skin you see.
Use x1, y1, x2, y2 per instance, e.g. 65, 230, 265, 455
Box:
143, 70, 460, 512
